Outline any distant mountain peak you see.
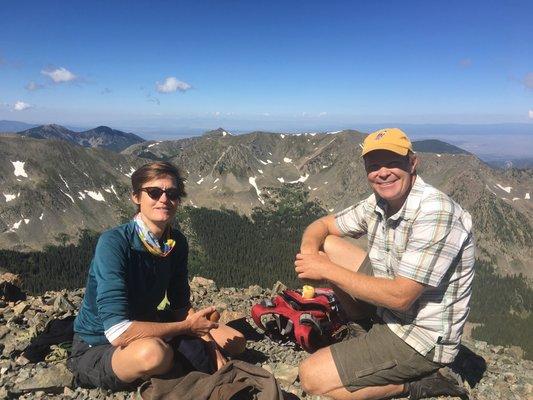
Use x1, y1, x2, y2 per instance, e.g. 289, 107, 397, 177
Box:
203, 127, 231, 138
16, 124, 144, 152
92, 125, 114, 132
412, 139, 470, 155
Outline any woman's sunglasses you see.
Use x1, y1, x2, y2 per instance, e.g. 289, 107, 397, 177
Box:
139, 187, 180, 201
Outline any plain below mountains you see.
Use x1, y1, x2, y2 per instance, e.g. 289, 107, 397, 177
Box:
0, 127, 531, 279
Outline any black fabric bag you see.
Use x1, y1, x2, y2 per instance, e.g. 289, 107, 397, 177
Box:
23, 316, 75, 362
172, 336, 216, 375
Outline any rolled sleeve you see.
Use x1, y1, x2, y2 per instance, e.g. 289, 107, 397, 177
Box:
335, 200, 370, 238
93, 231, 131, 331
398, 203, 464, 287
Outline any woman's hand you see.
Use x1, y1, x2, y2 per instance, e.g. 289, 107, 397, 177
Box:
186, 307, 219, 337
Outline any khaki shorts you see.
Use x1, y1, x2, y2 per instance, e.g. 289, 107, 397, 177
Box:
330, 256, 444, 392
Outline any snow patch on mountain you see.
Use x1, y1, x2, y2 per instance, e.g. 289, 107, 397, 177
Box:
496, 184, 512, 193
10, 219, 23, 231
86, 191, 105, 202
3, 193, 17, 202
124, 167, 135, 177
60, 189, 75, 203
248, 177, 264, 204
283, 157, 292, 163
287, 173, 309, 184
12, 161, 28, 178
59, 174, 70, 190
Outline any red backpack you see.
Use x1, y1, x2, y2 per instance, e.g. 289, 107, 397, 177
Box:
251, 288, 345, 353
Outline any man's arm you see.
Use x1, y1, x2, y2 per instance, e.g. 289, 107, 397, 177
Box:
294, 253, 425, 312
300, 215, 342, 254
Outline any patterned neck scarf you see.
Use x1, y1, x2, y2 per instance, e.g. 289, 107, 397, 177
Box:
134, 213, 176, 257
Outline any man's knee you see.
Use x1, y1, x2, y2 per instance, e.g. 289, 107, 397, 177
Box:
133, 338, 173, 374
323, 235, 366, 270
298, 350, 339, 395
299, 357, 323, 395
323, 234, 342, 255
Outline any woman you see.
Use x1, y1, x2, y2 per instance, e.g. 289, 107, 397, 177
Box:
68, 161, 245, 391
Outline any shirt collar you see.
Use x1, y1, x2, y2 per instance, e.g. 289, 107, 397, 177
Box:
374, 176, 426, 221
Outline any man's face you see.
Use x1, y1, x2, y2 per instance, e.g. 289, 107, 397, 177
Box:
363, 150, 417, 211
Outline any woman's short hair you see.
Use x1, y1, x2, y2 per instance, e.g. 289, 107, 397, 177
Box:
131, 161, 186, 204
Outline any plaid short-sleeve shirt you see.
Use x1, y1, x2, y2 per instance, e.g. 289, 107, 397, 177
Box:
335, 176, 475, 364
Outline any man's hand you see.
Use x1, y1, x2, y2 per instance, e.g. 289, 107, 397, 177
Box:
294, 251, 335, 281
186, 307, 219, 337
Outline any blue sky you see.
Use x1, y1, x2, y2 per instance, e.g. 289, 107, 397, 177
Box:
1, 0, 532, 136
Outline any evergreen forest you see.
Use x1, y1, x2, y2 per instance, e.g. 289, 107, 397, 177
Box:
0, 184, 531, 359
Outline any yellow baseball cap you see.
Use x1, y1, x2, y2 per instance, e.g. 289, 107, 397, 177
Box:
361, 128, 413, 156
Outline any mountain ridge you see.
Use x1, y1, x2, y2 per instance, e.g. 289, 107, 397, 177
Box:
16, 124, 145, 152
1, 129, 531, 278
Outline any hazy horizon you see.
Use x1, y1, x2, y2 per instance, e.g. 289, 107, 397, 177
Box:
3, 118, 532, 161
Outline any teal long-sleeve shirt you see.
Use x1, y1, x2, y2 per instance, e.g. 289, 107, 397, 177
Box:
74, 220, 190, 346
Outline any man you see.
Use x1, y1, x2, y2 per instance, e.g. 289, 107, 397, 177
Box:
296, 128, 474, 400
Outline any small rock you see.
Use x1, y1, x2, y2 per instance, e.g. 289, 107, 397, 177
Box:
246, 285, 263, 298
491, 345, 504, 354
13, 363, 73, 393
0, 272, 22, 286
15, 355, 29, 366
506, 346, 524, 360
474, 340, 488, 350
53, 295, 76, 312
12, 302, 30, 316
63, 386, 75, 397
0, 326, 8, 340
272, 281, 287, 294
191, 276, 217, 289
272, 363, 299, 385
503, 372, 517, 384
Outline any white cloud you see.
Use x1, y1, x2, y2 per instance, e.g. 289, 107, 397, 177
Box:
524, 72, 533, 90
13, 101, 32, 111
529, 109, 533, 119
25, 81, 44, 91
318, 111, 328, 117
156, 77, 192, 93
41, 67, 77, 83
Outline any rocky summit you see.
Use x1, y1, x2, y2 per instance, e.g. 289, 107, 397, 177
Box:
0, 276, 531, 400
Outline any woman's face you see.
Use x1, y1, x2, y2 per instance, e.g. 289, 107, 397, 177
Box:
132, 175, 179, 230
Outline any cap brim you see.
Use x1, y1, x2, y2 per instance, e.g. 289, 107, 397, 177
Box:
361, 143, 410, 157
